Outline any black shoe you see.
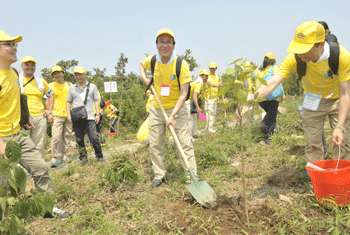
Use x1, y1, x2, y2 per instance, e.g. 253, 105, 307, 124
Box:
260, 122, 267, 134
96, 157, 105, 163
264, 139, 271, 145
44, 207, 70, 219
80, 158, 88, 166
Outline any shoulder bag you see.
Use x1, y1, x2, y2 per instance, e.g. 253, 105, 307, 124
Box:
70, 83, 90, 123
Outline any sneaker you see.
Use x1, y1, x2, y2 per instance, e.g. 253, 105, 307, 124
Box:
208, 129, 217, 133
190, 137, 196, 142
96, 157, 105, 163
52, 207, 69, 218
62, 155, 68, 163
152, 178, 163, 187
50, 158, 58, 168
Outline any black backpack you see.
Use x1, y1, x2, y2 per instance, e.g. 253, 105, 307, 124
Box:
295, 34, 340, 80
146, 55, 191, 100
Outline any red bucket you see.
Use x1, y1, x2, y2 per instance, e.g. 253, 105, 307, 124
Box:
306, 159, 350, 206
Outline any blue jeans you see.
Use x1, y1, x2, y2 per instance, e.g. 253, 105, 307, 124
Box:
73, 119, 103, 160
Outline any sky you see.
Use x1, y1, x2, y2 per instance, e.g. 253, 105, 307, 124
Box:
1, 0, 350, 78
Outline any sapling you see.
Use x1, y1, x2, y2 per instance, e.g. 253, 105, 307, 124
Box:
0, 124, 55, 235
219, 58, 268, 223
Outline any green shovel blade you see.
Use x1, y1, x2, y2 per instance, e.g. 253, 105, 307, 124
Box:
185, 180, 217, 208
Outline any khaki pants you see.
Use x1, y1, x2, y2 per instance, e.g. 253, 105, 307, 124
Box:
30, 115, 47, 159
302, 98, 350, 163
205, 98, 217, 131
51, 116, 72, 158
185, 101, 198, 137
149, 104, 197, 179
0, 134, 53, 193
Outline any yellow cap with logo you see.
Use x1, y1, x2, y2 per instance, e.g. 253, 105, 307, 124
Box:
264, 52, 275, 60
288, 21, 325, 54
0, 30, 22, 43
51, 65, 63, 74
73, 67, 86, 74
209, 62, 217, 68
199, 69, 209, 76
156, 28, 175, 41
21, 56, 36, 64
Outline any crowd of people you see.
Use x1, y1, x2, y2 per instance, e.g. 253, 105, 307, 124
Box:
0, 20, 350, 220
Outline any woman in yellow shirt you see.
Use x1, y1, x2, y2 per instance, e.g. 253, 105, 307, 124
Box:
257, 53, 285, 145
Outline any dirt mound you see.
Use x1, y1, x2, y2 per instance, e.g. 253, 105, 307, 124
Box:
157, 196, 282, 234
268, 166, 300, 187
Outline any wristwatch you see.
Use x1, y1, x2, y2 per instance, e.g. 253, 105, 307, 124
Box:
336, 125, 345, 132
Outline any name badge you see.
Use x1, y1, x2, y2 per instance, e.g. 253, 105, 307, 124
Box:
160, 84, 171, 97
303, 92, 321, 111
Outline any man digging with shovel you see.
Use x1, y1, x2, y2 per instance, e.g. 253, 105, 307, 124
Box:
139, 28, 197, 188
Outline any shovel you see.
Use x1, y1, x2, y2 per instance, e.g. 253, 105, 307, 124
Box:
150, 85, 217, 208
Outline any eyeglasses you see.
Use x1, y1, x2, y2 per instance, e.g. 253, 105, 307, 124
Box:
0, 42, 18, 48
157, 40, 174, 46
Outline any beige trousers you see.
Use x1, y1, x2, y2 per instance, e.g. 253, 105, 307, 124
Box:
30, 115, 47, 159
0, 134, 53, 193
302, 98, 350, 163
185, 101, 198, 137
51, 116, 73, 158
149, 104, 197, 179
205, 98, 217, 131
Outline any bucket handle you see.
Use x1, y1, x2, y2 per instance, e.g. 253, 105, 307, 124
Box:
335, 144, 341, 172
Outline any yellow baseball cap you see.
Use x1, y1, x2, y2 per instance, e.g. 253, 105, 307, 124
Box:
209, 62, 217, 68
156, 28, 175, 41
264, 52, 275, 60
21, 56, 36, 64
287, 21, 325, 54
199, 69, 209, 76
73, 67, 86, 74
0, 30, 22, 43
51, 65, 63, 74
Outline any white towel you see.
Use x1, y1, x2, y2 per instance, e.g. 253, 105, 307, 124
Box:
19, 73, 45, 93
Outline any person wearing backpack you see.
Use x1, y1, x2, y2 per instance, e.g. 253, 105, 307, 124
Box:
139, 28, 197, 187
49, 65, 73, 167
256, 53, 285, 145
236, 21, 350, 164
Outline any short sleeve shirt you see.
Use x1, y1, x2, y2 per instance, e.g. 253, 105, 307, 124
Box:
276, 45, 350, 98
204, 74, 220, 99
188, 78, 203, 101
143, 55, 192, 109
0, 69, 20, 136
66, 82, 99, 120
22, 77, 51, 117
49, 82, 71, 117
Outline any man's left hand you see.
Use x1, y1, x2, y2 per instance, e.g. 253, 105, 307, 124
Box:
332, 128, 344, 146
166, 115, 175, 129
95, 115, 100, 124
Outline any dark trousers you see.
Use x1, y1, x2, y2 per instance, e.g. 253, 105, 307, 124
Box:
73, 119, 103, 160
95, 115, 106, 144
110, 117, 118, 133
259, 100, 279, 140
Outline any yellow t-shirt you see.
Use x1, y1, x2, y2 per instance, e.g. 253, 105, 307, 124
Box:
204, 73, 220, 99
143, 55, 192, 109
188, 78, 203, 101
146, 94, 154, 113
276, 45, 350, 99
104, 104, 118, 119
49, 82, 71, 117
22, 76, 51, 117
93, 91, 101, 114
0, 69, 21, 136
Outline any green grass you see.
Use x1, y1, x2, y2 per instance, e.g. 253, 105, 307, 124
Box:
23, 95, 350, 234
